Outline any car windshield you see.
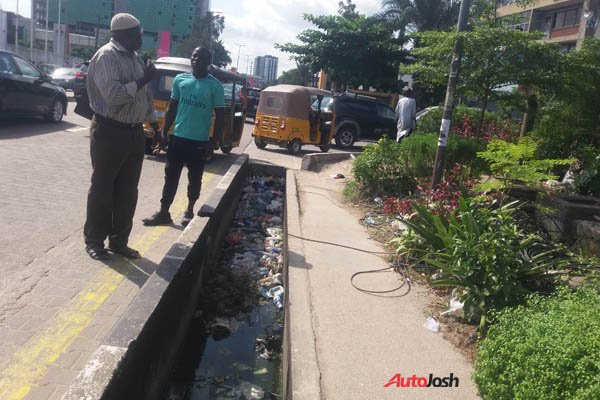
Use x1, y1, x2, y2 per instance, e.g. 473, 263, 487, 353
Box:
311, 96, 333, 112
52, 68, 76, 76
223, 83, 242, 102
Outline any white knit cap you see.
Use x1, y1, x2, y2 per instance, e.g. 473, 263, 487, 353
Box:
110, 13, 141, 31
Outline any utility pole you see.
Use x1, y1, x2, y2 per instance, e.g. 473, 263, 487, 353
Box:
431, 0, 471, 187
234, 42, 245, 70
15, 0, 19, 53
30, 0, 34, 61
45, 0, 49, 63
57, 0, 62, 64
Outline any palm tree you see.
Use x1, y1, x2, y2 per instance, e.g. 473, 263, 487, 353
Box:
377, 0, 458, 34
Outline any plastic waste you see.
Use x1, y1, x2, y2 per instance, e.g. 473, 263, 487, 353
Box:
440, 288, 464, 316
238, 381, 265, 399
423, 316, 440, 333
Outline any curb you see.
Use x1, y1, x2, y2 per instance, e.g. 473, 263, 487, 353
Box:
63, 154, 250, 400
285, 169, 322, 400
300, 152, 359, 172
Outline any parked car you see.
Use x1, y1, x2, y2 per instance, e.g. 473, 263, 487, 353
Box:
246, 87, 261, 120
324, 93, 397, 148
0, 50, 67, 122
38, 63, 58, 75
72, 62, 88, 100
51, 67, 79, 90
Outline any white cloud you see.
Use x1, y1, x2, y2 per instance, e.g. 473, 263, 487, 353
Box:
213, 0, 383, 75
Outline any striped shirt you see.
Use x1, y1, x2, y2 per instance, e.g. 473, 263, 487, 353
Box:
86, 38, 156, 124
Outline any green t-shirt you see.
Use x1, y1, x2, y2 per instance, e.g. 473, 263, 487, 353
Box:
171, 73, 225, 141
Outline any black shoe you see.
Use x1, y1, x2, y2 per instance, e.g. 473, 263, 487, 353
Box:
86, 244, 110, 260
142, 211, 172, 226
181, 210, 194, 227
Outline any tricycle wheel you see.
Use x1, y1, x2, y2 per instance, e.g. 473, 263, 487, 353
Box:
221, 145, 232, 154
254, 137, 267, 149
287, 139, 302, 154
319, 144, 330, 153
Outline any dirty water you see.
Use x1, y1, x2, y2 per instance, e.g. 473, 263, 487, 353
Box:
165, 176, 285, 400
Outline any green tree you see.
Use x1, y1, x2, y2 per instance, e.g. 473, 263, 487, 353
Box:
277, 68, 304, 85
175, 12, 231, 67
276, 1, 406, 91
377, 0, 459, 34
405, 26, 560, 136
71, 47, 96, 61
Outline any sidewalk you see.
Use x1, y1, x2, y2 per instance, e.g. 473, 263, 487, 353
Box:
287, 160, 479, 399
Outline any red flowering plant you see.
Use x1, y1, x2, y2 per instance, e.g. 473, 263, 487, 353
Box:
452, 114, 520, 143
382, 164, 475, 218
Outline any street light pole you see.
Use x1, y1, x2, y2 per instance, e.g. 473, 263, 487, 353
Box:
234, 42, 245, 70
15, 0, 19, 53
45, 0, 49, 63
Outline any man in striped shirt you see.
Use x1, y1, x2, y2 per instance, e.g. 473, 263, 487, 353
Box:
83, 13, 160, 260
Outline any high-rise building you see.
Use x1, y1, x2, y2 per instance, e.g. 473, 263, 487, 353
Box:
253, 55, 278, 82
37, 0, 208, 50
496, 0, 600, 52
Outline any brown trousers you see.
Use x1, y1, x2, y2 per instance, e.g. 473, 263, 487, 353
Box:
84, 116, 145, 248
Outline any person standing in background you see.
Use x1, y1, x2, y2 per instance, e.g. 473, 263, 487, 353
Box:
84, 13, 160, 260
395, 88, 417, 143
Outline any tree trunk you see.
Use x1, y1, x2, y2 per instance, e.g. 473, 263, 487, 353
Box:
476, 95, 488, 138
519, 94, 537, 139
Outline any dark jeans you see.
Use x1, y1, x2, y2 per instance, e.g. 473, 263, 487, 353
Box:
84, 116, 145, 248
160, 135, 209, 211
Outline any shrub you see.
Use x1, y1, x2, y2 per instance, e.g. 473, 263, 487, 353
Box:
474, 288, 600, 400
352, 138, 416, 197
392, 197, 565, 329
401, 133, 487, 178
477, 138, 575, 192
573, 146, 600, 196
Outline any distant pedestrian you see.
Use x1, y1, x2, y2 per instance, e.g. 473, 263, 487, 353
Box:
395, 88, 417, 143
142, 47, 225, 227
84, 13, 160, 260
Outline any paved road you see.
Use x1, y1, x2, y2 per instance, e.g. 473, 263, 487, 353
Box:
0, 101, 358, 400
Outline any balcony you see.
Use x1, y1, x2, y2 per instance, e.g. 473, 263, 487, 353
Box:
549, 24, 580, 38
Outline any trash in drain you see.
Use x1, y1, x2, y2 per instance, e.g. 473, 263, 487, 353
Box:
166, 176, 285, 400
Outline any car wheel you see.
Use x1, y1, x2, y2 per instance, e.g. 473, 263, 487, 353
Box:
46, 99, 63, 122
287, 138, 302, 154
221, 145, 232, 154
254, 137, 267, 149
335, 125, 356, 148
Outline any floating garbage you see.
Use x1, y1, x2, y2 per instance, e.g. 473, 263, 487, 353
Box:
165, 175, 285, 400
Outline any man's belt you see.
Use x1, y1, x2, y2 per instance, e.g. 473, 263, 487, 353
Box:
94, 114, 143, 129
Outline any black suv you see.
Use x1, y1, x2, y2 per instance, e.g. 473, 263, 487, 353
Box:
319, 93, 397, 148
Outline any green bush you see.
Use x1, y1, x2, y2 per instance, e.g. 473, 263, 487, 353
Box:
573, 146, 600, 196
393, 197, 562, 329
401, 133, 487, 177
414, 106, 500, 135
474, 288, 600, 400
352, 138, 416, 197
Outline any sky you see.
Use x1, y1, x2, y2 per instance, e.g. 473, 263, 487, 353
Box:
1, 0, 384, 75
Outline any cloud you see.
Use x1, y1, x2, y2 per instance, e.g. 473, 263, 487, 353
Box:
213, 0, 383, 75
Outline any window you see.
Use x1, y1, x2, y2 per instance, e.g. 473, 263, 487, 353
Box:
0, 53, 16, 73
377, 103, 396, 119
265, 96, 282, 109
553, 8, 580, 28
13, 56, 41, 78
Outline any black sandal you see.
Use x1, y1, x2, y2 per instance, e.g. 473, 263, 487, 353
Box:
109, 245, 140, 259
86, 245, 110, 260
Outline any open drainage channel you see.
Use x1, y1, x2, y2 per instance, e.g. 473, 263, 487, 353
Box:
165, 175, 286, 400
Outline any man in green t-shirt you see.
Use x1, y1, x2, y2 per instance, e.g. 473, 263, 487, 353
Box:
142, 47, 225, 226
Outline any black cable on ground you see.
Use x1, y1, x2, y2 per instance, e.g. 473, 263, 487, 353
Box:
287, 233, 395, 255
350, 261, 411, 298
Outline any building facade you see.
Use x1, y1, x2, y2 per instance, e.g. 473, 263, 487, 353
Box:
497, 0, 600, 51
253, 55, 278, 82
7, 0, 209, 65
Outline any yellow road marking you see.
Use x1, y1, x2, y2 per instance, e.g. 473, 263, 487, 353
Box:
0, 171, 217, 400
